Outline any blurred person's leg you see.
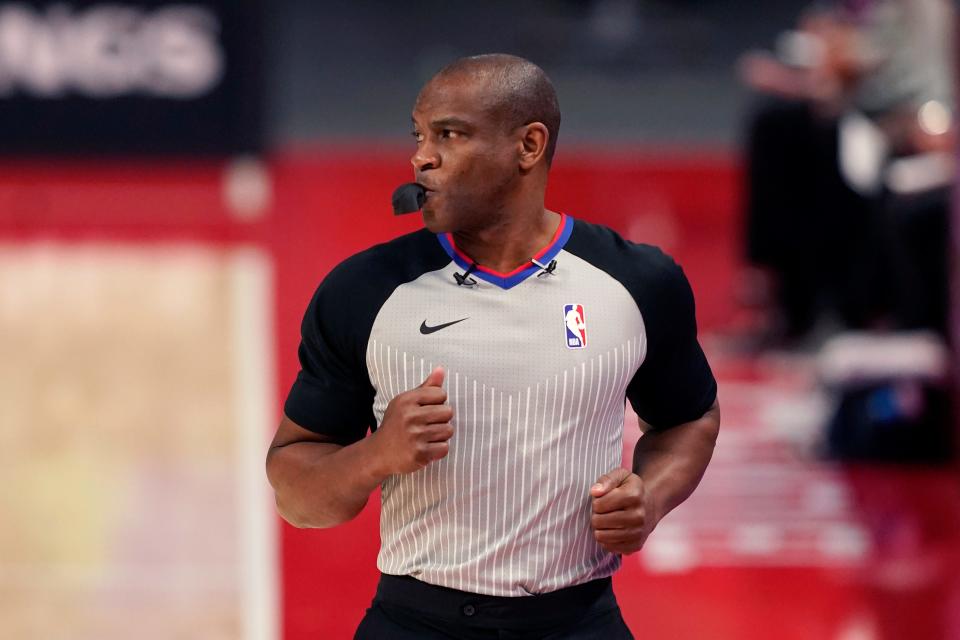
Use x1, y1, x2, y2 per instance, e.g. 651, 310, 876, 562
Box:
743, 96, 835, 339
823, 184, 886, 332
884, 186, 952, 336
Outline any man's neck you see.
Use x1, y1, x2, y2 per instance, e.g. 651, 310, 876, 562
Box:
451, 205, 561, 274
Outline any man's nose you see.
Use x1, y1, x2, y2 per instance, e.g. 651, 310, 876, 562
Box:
411, 142, 439, 172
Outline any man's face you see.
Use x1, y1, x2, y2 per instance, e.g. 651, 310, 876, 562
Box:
410, 74, 519, 233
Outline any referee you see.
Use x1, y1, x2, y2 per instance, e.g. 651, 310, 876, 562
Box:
267, 54, 720, 639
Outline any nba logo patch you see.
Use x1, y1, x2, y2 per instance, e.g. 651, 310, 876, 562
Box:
563, 304, 587, 349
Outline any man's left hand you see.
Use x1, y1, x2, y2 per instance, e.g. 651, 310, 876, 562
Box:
589, 467, 656, 555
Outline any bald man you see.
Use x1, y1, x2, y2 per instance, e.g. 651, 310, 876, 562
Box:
267, 54, 720, 639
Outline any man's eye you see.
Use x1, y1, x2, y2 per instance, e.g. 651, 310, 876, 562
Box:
440, 129, 457, 139
411, 131, 424, 143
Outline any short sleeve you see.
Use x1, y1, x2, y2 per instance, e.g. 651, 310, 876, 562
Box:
283, 276, 375, 445
626, 257, 717, 429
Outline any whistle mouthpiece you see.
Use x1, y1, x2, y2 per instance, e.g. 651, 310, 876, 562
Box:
392, 183, 427, 215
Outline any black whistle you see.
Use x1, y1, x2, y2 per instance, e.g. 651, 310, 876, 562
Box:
392, 182, 426, 215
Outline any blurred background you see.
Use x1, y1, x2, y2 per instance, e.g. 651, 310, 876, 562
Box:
1, 0, 958, 638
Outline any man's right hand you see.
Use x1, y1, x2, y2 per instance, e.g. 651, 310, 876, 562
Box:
371, 366, 454, 475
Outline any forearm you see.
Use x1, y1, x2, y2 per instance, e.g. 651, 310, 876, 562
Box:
267, 435, 388, 529
632, 401, 720, 524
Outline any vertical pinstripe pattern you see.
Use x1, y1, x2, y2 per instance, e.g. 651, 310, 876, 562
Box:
531, 380, 543, 586
450, 371, 460, 582
360, 250, 652, 596
371, 339, 642, 596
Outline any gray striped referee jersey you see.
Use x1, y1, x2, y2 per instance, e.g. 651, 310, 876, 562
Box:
284, 214, 717, 597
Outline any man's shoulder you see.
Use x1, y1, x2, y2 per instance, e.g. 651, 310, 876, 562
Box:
567, 217, 701, 350
566, 218, 683, 289
321, 227, 448, 292
302, 227, 450, 337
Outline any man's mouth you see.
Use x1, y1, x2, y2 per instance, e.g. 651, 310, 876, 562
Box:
414, 180, 439, 207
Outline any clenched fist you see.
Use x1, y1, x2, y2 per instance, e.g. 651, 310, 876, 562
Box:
589, 467, 655, 556
370, 366, 454, 475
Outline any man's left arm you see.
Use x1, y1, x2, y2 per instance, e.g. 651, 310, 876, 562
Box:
590, 399, 720, 555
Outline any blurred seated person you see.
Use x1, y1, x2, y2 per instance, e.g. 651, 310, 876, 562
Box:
738, 0, 955, 342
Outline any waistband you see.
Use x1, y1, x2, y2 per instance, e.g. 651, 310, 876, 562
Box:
373, 573, 617, 630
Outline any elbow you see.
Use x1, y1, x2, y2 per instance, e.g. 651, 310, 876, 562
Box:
274, 494, 368, 529
701, 399, 721, 446
265, 447, 319, 528
264, 446, 290, 504
267, 453, 367, 528
274, 499, 308, 528
274, 495, 324, 529
265, 442, 367, 529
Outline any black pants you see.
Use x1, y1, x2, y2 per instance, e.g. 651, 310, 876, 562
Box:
354, 574, 634, 639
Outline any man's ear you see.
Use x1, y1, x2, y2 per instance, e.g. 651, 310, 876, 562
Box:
518, 122, 549, 172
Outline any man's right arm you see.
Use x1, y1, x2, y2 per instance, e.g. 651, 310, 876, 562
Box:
266, 416, 388, 528
266, 366, 453, 528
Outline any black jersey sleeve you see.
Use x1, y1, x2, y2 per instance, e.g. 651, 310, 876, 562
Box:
283, 265, 376, 444
625, 251, 717, 429
283, 229, 452, 444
